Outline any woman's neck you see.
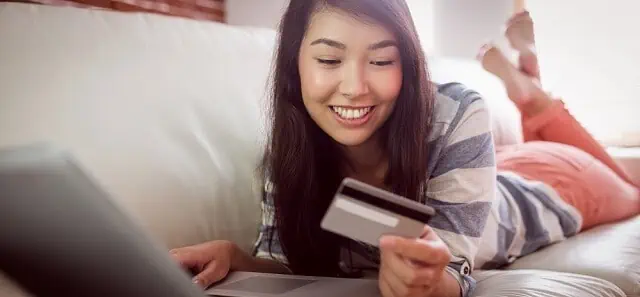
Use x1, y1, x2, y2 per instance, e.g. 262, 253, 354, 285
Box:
342, 135, 388, 188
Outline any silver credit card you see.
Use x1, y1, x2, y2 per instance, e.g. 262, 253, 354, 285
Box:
320, 178, 436, 247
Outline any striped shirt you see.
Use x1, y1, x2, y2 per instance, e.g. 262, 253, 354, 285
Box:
253, 82, 582, 297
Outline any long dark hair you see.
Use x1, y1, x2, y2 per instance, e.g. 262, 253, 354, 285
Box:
261, 0, 435, 276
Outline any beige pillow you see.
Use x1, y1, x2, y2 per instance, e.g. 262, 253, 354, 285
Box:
0, 3, 274, 252
429, 56, 524, 147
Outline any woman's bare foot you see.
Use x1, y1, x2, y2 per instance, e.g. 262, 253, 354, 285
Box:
505, 11, 540, 79
478, 44, 551, 116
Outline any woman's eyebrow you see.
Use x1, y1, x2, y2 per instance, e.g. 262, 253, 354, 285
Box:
310, 38, 346, 50
309, 38, 397, 51
368, 40, 397, 50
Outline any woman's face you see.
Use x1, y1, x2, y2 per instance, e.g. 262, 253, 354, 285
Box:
298, 9, 403, 147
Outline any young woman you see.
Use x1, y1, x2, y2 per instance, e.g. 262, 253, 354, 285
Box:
170, 3, 640, 297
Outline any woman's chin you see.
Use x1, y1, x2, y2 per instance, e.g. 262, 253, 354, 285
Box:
329, 131, 375, 147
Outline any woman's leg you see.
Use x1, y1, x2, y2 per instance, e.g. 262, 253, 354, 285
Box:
504, 11, 540, 80
503, 11, 543, 143
479, 27, 639, 230
483, 11, 636, 186
520, 113, 542, 142
521, 99, 636, 186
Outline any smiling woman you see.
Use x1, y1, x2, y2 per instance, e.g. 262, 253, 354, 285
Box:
172, 1, 496, 297
169, 1, 636, 297
251, 2, 491, 297
298, 9, 404, 148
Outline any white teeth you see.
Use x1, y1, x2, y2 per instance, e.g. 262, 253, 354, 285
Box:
331, 106, 372, 120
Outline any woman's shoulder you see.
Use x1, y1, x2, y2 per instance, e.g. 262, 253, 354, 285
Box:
434, 81, 484, 100
425, 82, 493, 172
429, 81, 489, 139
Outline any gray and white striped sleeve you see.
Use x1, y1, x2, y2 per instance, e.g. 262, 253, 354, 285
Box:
253, 180, 289, 264
426, 85, 497, 296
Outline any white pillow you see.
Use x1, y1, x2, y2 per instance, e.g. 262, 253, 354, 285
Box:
0, 3, 276, 253
429, 56, 524, 147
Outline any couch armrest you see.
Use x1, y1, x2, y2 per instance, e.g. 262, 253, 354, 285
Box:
608, 147, 640, 186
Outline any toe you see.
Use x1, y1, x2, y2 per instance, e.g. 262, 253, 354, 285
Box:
476, 43, 495, 62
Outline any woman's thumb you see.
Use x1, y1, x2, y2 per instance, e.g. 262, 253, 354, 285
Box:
192, 260, 227, 288
170, 249, 200, 268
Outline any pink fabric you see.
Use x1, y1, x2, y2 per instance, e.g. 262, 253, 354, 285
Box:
497, 100, 640, 230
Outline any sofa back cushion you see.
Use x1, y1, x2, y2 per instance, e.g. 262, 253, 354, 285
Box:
0, 3, 273, 252
429, 56, 523, 147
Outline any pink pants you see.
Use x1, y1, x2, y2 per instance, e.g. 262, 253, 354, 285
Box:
496, 100, 640, 230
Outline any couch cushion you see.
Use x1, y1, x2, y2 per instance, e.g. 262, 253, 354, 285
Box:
507, 215, 640, 297
472, 269, 625, 297
429, 56, 524, 147
0, 3, 275, 251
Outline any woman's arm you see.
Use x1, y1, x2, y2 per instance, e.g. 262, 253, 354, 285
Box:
249, 186, 293, 273
425, 83, 497, 296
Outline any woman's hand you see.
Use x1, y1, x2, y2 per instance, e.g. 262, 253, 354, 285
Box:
378, 226, 455, 297
170, 240, 236, 288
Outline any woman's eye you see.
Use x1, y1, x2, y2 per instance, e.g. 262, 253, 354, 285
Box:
317, 58, 341, 65
371, 61, 394, 66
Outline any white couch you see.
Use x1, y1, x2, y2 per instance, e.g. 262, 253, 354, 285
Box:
0, 3, 638, 297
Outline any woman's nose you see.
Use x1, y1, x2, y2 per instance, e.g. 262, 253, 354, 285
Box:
339, 63, 369, 99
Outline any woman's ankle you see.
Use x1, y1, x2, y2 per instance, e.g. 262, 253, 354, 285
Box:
518, 92, 555, 117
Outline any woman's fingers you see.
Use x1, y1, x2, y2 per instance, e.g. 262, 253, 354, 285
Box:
382, 252, 417, 295
168, 241, 234, 288
378, 227, 452, 297
380, 236, 451, 266
378, 274, 396, 297
419, 225, 439, 241
382, 247, 418, 287
383, 248, 437, 287
193, 260, 228, 288
170, 248, 201, 269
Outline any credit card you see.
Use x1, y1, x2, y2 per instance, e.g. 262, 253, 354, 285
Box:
320, 178, 436, 247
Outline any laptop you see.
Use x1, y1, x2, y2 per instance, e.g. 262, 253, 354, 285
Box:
0, 144, 380, 297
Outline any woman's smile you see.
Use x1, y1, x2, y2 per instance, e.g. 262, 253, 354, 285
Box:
329, 105, 376, 127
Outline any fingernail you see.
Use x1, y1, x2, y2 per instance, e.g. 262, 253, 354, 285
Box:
379, 237, 394, 247
192, 278, 200, 285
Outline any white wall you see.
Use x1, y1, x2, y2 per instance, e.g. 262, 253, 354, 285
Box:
225, 0, 438, 53
527, 1, 640, 145
405, 0, 435, 54
226, 0, 288, 29
432, 0, 513, 58
225, 0, 512, 58
225, 0, 436, 52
